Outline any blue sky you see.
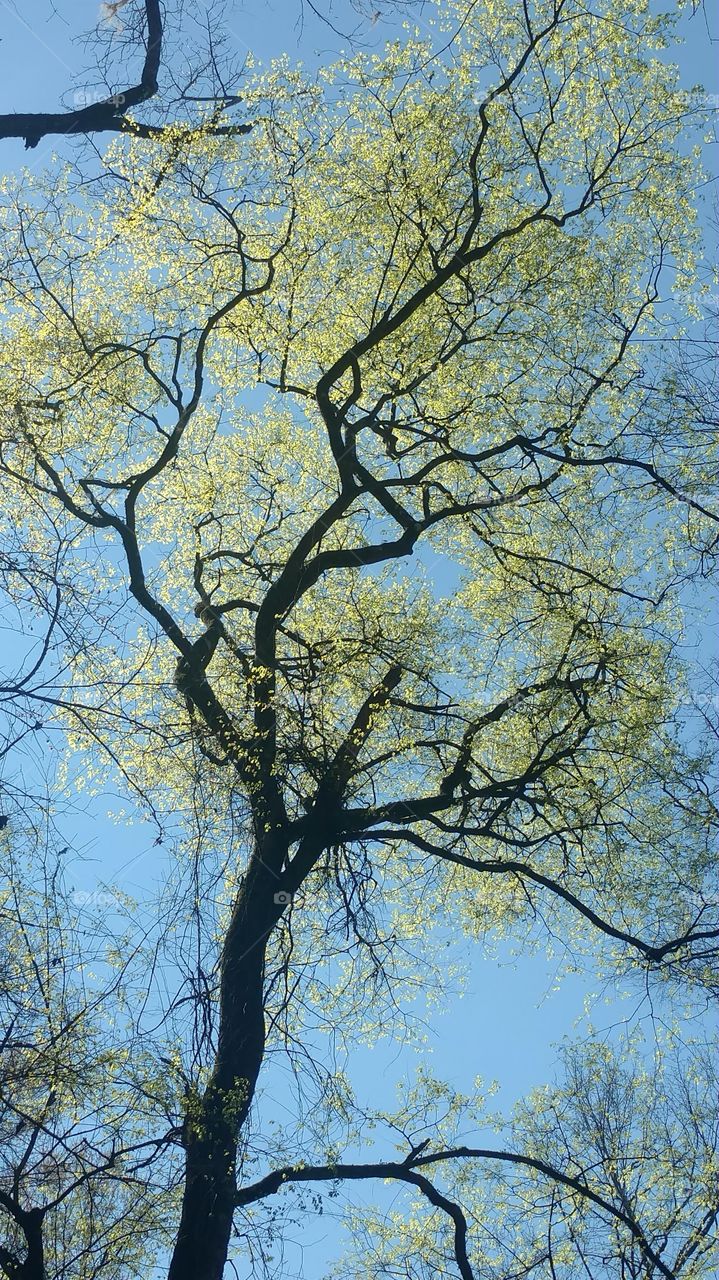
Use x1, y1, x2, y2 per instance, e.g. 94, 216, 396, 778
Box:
0, 3, 717, 1276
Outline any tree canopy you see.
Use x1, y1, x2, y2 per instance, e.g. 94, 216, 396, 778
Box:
0, 1, 717, 1278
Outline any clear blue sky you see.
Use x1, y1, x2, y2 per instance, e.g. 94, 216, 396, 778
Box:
0, 3, 716, 1276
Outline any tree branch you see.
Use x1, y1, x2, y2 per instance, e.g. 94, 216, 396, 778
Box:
0, 1, 163, 149
235, 1143, 677, 1280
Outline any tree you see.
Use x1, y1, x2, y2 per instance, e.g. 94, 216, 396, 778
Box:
0, 824, 173, 1280
0, 0, 717, 1276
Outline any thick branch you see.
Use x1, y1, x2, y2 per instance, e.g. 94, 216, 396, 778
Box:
0, 1193, 44, 1280
236, 1157, 476, 1280
369, 828, 718, 965
235, 1144, 677, 1280
0, 1, 162, 149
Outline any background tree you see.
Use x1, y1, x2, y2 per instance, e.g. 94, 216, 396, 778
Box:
0, 798, 180, 1279
0, 0, 717, 1277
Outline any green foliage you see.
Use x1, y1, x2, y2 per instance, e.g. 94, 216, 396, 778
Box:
0, 1, 716, 1277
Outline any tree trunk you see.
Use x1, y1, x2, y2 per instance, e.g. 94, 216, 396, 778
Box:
166, 1099, 246, 1280
0, 1205, 45, 1280
167, 858, 277, 1280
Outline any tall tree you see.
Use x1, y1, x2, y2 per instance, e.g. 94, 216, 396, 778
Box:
0, 0, 717, 1276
